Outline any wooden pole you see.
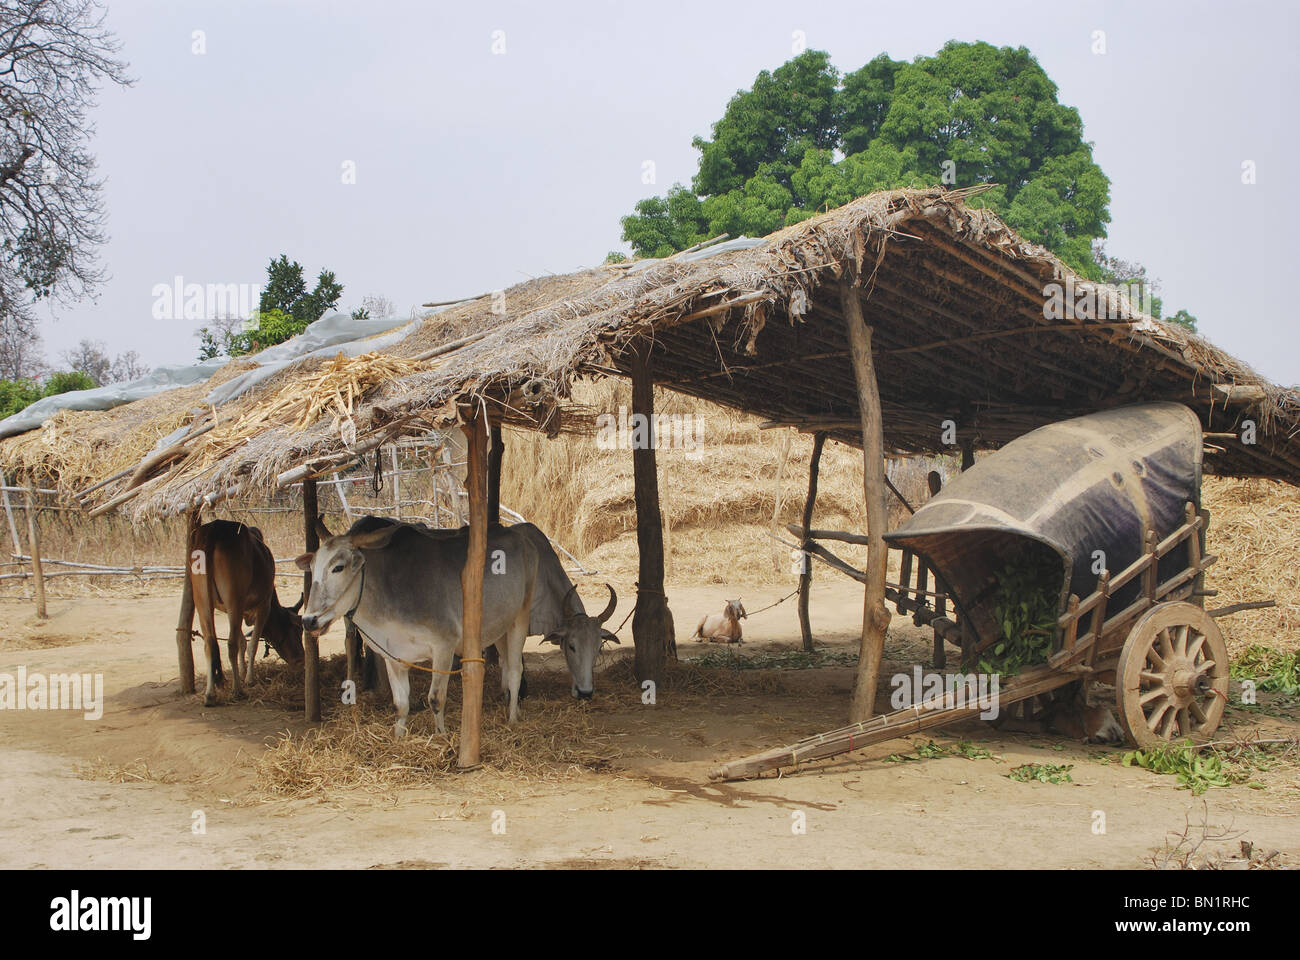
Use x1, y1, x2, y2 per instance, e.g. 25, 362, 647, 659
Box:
487, 421, 504, 525
302, 477, 321, 722
458, 406, 489, 769
175, 509, 199, 694
629, 340, 676, 688
840, 280, 891, 723
1, 476, 21, 557
23, 484, 46, 619
797, 432, 827, 653
961, 438, 975, 471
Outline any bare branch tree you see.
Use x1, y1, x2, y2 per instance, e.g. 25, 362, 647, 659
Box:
360, 294, 394, 319
59, 335, 108, 383
0, 0, 131, 334
0, 308, 44, 379
108, 346, 144, 381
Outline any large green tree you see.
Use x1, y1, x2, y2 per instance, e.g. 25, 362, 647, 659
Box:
197, 255, 345, 360
621, 42, 1113, 279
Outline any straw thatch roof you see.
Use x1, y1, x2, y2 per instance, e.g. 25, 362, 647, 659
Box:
4, 186, 1299, 520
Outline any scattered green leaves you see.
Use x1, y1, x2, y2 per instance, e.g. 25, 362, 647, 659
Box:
1007, 762, 1074, 784
688, 649, 857, 671
1121, 740, 1230, 795
1230, 645, 1300, 695
885, 739, 999, 763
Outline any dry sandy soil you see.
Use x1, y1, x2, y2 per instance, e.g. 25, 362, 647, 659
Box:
1, 577, 1297, 870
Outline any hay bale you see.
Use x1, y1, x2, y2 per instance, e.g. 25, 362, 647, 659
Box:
1203, 476, 1300, 654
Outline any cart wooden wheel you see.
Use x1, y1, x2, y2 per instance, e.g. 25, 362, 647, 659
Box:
1116, 602, 1229, 749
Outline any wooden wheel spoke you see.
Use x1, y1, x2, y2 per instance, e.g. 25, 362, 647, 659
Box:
1139, 670, 1165, 685
1146, 699, 1174, 733
1156, 704, 1179, 738
1189, 698, 1208, 724
1186, 633, 1207, 663
1138, 687, 1166, 707
1176, 707, 1191, 736
1194, 658, 1217, 678
1154, 624, 1175, 660
1173, 624, 1190, 657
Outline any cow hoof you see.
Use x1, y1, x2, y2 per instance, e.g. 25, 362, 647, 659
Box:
203, 693, 217, 707
394, 723, 408, 739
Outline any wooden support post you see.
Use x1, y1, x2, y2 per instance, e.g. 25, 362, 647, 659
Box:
302, 477, 321, 722
840, 280, 891, 723
487, 421, 504, 525
345, 621, 361, 691
797, 432, 827, 653
175, 510, 199, 694
629, 341, 676, 689
458, 406, 489, 769
960, 438, 975, 471
898, 550, 914, 616
1, 476, 21, 557
23, 484, 46, 619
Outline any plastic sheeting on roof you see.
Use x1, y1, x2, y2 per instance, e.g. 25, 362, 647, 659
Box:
625, 236, 766, 273
0, 311, 414, 441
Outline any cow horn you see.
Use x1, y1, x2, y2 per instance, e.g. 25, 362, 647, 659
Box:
595, 583, 617, 625
315, 517, 333, 540
291, 593, 304, 614
561, 583, 581, 618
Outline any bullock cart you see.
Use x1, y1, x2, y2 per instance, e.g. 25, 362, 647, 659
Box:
712, 402, 1258, 780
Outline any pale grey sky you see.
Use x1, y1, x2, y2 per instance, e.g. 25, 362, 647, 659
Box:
38, 0, 1300, 384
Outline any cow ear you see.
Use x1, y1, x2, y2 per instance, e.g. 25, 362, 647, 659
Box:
290, 593, 304, 614
349, 524, 401, 551
294, 552, 315, 572
601, 630, 621, 645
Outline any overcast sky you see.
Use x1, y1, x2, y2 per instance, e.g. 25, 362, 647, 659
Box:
36, 0, 1300, 385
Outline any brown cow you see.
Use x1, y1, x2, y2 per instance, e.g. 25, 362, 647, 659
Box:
188, 520, 304, 705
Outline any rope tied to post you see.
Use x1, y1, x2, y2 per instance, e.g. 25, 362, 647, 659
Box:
351, 618, 487, 675
744, 588, 800, 617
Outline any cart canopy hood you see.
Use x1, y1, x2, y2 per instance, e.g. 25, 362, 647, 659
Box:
884, 402, 1203, 646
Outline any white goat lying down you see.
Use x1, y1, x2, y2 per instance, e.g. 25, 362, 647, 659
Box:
691, 599, 747, 644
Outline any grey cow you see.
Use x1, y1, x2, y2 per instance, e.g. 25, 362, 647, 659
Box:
337, 517, 620, 701
509, 523, 619, 699
297, 521, 539, 736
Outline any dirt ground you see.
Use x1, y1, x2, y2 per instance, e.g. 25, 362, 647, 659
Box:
1, 577, 1297, 870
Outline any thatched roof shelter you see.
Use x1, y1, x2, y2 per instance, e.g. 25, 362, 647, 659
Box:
4, 185, 1298, 519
